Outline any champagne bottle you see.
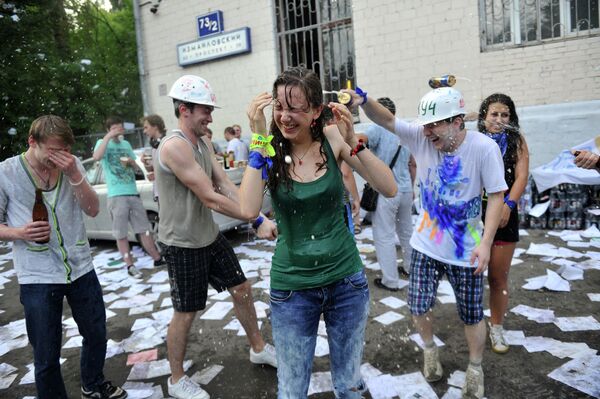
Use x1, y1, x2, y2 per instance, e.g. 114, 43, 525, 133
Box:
32, 188, 49, 244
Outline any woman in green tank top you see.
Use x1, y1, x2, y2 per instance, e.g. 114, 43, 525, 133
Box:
240, 67, 396, 398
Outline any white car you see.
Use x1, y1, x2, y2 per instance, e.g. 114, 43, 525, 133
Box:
82, 149, 271, 242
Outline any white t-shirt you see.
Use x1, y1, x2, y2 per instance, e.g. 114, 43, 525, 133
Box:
394, 119, 507, 267
226, 138, 249, 161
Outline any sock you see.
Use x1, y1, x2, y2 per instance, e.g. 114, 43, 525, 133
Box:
424, 341, 436, 349
469, 360, 482, 368
491, 324, 503, 331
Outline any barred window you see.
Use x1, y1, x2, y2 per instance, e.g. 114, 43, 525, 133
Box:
480, 0, 599, 49
275, 0, 356, 92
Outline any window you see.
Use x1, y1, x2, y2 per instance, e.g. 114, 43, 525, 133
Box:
275, 0, 356, 92
480, 0, 599, 49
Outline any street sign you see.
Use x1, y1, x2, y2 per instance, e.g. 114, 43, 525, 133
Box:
197, 10, 223, 38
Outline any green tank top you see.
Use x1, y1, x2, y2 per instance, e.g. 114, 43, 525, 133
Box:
270, 139, 363, 290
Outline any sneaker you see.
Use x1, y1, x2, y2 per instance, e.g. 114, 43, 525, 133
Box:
154, 256, 167, 267
168, 375, 210, 399
250, 343, 277, 368
423, 345, 443, 382
462, 364, 485, 399
489, 325, 509, 354
374, 277, 399, 292
127, 265, 142, 279
81, 381, 127, 399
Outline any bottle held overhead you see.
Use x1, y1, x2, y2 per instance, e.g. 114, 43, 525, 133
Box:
32, 188, 49, 244
428, 75, 456, 89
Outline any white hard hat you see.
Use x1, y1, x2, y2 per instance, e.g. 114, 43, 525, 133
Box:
168, 75, 220, 108
414, 87, 465, 126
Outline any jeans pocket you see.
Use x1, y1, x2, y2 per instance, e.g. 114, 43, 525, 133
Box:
269, 288, 293, 303
345, 270, 368, 289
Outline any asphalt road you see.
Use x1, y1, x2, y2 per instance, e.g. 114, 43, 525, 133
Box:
1, 227, 599, 398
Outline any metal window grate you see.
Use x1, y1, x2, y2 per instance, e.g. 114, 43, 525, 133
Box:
275, 0, 355, 93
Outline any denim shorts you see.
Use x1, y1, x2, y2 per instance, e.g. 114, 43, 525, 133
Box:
407, 250, 484, 325
162, 233, 246, 312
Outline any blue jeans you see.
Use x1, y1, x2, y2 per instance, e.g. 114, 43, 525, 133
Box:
270, 270, 370, 399
19, 270, 107, 398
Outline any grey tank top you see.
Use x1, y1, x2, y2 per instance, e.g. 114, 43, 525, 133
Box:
156, 130, 219, 248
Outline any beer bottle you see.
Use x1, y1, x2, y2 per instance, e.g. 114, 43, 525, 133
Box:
32, 188, 49, 244
223, 152, 229, 170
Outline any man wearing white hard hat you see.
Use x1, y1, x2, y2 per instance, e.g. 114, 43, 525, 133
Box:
344, 86, 506, 399
155, 75, 277, 399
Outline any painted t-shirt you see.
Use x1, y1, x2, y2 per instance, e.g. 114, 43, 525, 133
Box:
94, 138, 138, 197
393, 119, 507, 267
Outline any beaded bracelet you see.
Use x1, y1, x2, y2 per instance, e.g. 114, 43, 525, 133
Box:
350, 139, 366, 157
69, 175, 86, 186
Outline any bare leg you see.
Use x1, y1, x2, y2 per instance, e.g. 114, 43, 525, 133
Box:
488, 243, 516, 325
139, 232, 161, 261
413, 312, 434, 345
116, 238, 133, 266
229, 281, 265, 352
167, 311, 196, 382
464, 320, 486, 363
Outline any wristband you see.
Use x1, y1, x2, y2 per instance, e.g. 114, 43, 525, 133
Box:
504, 194, 517, 210
69, 175, 86, 186
350, 139, 366, 157
252, 215, 265, 230
248, 151, 273, 181
355, 87, 368, 105
250, 133, 276, 157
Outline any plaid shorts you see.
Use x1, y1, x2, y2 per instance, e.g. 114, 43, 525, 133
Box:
407, 249, 484, 325
162, 233, 247, 312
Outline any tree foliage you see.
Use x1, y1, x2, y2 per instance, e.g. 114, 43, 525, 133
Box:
0, 0, 141, 160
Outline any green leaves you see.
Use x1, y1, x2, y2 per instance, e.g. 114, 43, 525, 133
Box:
0, 0, 141, 160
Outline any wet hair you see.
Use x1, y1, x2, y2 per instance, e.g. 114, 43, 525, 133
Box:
267, 66, 326, 192
173, 100, 196, 118
141, 114, 166, 135
29, 115, 75, 146
321, 107, 334, 125
477, 93, 524, 164
377, 97, 396, 116
104, 115, 124, 131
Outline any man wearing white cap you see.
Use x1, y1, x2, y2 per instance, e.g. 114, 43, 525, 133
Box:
344, 86, 506, 399
156, 75, 277, 399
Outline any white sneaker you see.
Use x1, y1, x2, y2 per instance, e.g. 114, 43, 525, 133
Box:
249, 343, 277, 368
423, 345, 443, 382
168, 375, 210, 399
127, 265, 142, 279
489, 325, 509, 354
462, 364, 484, 399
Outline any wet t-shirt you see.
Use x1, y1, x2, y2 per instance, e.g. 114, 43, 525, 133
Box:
393, 119, 507, 267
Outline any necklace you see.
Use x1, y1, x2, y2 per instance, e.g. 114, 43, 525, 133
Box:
24, 154, 51, 190
292, 142, 314, 166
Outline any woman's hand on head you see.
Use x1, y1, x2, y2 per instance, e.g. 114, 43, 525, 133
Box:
247, 92, 272, 135
329, 102, 357, 147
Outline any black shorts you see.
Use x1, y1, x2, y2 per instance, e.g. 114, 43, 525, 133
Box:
482, 203, 519, 243
161, 233, 247, 312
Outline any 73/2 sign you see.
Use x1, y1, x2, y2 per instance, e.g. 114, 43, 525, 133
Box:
197, 11, 223, 38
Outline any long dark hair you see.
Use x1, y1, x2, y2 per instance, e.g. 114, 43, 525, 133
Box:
267, 66, 327, 192
477, 93, 524, 165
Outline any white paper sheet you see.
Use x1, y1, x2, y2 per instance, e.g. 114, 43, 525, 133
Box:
548, 354, 600, 397
409, 333, 445, 349
200, 302, 234, 320
587, 293, 600, 302
373, 311, 404, 326
307, 371, 333, 396
314, 336, 330, 357
190, 365, 224, 385
511, 304, 556, 323
379, 296, 407, 309
529, 201, 550, 217
446, 370, 466, 388
553, 316, 600, 332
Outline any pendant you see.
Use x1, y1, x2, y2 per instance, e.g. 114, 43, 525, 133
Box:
299, 160, 303, 165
